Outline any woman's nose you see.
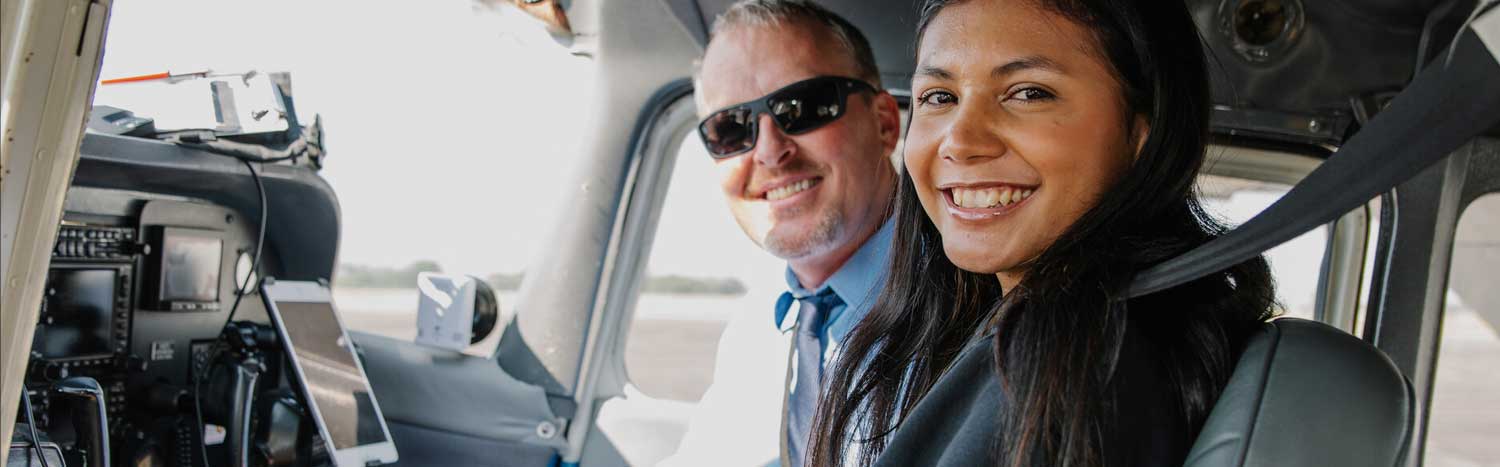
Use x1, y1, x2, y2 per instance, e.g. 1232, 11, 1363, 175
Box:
939, 103, 1007, 163
752, 113, 796, 168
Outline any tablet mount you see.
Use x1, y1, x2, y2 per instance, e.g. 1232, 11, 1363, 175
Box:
197, 320, 326, 467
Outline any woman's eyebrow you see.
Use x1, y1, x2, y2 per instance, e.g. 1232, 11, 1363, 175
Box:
992, 55, 1063, 77
915, 56, 1063, 81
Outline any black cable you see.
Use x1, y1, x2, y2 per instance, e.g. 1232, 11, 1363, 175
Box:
159, 124, 316, 165
192, 157, 268, 467
223, 157, 268, 326
21, 389, 52, 467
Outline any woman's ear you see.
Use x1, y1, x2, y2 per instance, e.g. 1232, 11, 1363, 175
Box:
1131, 114, 1151, 161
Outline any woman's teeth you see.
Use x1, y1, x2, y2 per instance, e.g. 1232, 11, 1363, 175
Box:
766, 179, 815, 201
951, 186, 1033, 209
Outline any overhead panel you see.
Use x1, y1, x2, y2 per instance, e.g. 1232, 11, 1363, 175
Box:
676, 0, 1482, 141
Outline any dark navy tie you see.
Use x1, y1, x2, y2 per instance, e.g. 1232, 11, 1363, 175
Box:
787, 290, 841, 467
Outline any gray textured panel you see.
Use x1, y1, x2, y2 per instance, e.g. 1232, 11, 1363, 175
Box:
355, 332, 564, 449
662, 0, 710, 48
383, 422, 557, 467
679, 0, 1475, 113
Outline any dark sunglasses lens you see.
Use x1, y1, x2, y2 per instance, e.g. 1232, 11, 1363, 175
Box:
700, 108, 755, 157
769, 79, 844, 134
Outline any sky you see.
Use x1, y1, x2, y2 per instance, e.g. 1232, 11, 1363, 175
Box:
95, 0, 604, 278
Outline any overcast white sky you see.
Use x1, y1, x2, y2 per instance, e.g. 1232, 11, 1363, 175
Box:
92, 1, 674, 276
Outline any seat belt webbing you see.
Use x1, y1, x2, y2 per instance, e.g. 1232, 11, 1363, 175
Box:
1129, 7, 1500, 298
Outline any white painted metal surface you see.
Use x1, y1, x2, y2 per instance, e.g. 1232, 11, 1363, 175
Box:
0, 0, 111, 462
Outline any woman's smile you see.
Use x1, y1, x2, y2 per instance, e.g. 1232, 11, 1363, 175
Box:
939, 184, 1037, 221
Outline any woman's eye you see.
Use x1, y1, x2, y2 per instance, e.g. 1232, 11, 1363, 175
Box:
1008, 87, 1056, 102
918, 90, 957, 107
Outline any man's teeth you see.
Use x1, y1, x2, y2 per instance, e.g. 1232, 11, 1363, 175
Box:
766, 179, 815, 201
951, 187, 1034, 209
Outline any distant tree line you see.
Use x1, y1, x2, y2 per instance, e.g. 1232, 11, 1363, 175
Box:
641, 275, 747, 295
337, 261, 746, 296
336, 260, 443, 289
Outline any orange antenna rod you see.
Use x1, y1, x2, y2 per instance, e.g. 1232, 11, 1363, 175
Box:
99, 72, 172, 85
100, 70, 216, 85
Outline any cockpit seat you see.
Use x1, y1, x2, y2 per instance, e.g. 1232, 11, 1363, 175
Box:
1185, 318, 1415, 467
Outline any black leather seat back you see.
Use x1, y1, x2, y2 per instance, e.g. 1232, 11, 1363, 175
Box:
1185, 318, 1415, 467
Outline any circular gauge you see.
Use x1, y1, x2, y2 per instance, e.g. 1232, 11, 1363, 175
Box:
234, 251, 258, 294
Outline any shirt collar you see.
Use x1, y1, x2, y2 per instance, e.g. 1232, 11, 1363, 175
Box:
774, 217, 895, 332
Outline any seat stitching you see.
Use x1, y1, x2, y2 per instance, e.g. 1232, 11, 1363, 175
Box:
1236, 321, 1284, 466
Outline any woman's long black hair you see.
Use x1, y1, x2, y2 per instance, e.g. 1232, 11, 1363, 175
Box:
807, 1, 1276, 466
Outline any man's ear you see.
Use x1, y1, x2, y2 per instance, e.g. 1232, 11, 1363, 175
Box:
874, 91, 902, 155
1131, 114, 1151, 160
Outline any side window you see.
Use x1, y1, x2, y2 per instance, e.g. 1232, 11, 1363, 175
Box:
605, 107, 909, 465
623, 106, 909, 404
93, 1, 594, 356
624, 134, 785, 402
1424, 193, 1500, 466
1197, 174, 1329, 320
597, 134, 785, 466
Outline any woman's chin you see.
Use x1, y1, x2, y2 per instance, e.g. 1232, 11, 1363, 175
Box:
943, 245, 1016, 277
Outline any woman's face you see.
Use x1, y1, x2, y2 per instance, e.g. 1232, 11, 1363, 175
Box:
906, 0, 1145, 287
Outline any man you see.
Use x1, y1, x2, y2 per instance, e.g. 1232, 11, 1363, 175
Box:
660, 1, 901, 466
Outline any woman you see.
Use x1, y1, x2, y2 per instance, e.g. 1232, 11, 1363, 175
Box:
807, 0, 1276, 466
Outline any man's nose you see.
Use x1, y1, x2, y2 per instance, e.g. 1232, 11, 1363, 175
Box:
751, 113, 796, 168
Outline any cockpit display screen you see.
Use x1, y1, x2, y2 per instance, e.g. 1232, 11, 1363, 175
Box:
161, 235, 221, 302
40, 269, 116, 358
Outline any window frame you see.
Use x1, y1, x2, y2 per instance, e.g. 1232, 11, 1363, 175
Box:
1197, 144, 1370, 331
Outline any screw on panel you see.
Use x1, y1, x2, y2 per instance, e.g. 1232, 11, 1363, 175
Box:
536, 420, 559, 439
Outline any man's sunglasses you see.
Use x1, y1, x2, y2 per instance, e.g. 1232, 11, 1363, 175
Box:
698, 76, 878, 159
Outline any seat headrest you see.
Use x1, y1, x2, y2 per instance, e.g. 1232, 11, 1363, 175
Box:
1185, 318, 1415, 467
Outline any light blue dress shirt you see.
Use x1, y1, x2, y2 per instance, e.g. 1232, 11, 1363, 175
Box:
772, 217, 894, 466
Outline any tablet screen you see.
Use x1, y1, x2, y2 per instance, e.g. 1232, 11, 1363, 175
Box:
274, 300, 389, 449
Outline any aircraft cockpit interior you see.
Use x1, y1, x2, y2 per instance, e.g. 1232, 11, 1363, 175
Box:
15, 73, 377, 465
3, 0, 1498, 466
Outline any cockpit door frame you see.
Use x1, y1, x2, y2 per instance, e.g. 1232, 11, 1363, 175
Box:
0, 0, 112, 460
1362, 138, 1500, 467
490, 0, 702, 464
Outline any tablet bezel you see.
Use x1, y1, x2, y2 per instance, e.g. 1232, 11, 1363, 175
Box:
260, 279, 399, 467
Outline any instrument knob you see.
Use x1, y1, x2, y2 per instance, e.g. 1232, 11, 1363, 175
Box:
36, 361, 69, 382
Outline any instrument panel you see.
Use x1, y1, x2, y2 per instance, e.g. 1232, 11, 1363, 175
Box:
19, 192, 321, 467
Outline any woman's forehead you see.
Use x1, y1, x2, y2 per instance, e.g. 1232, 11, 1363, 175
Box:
915, 2, 1106, 79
